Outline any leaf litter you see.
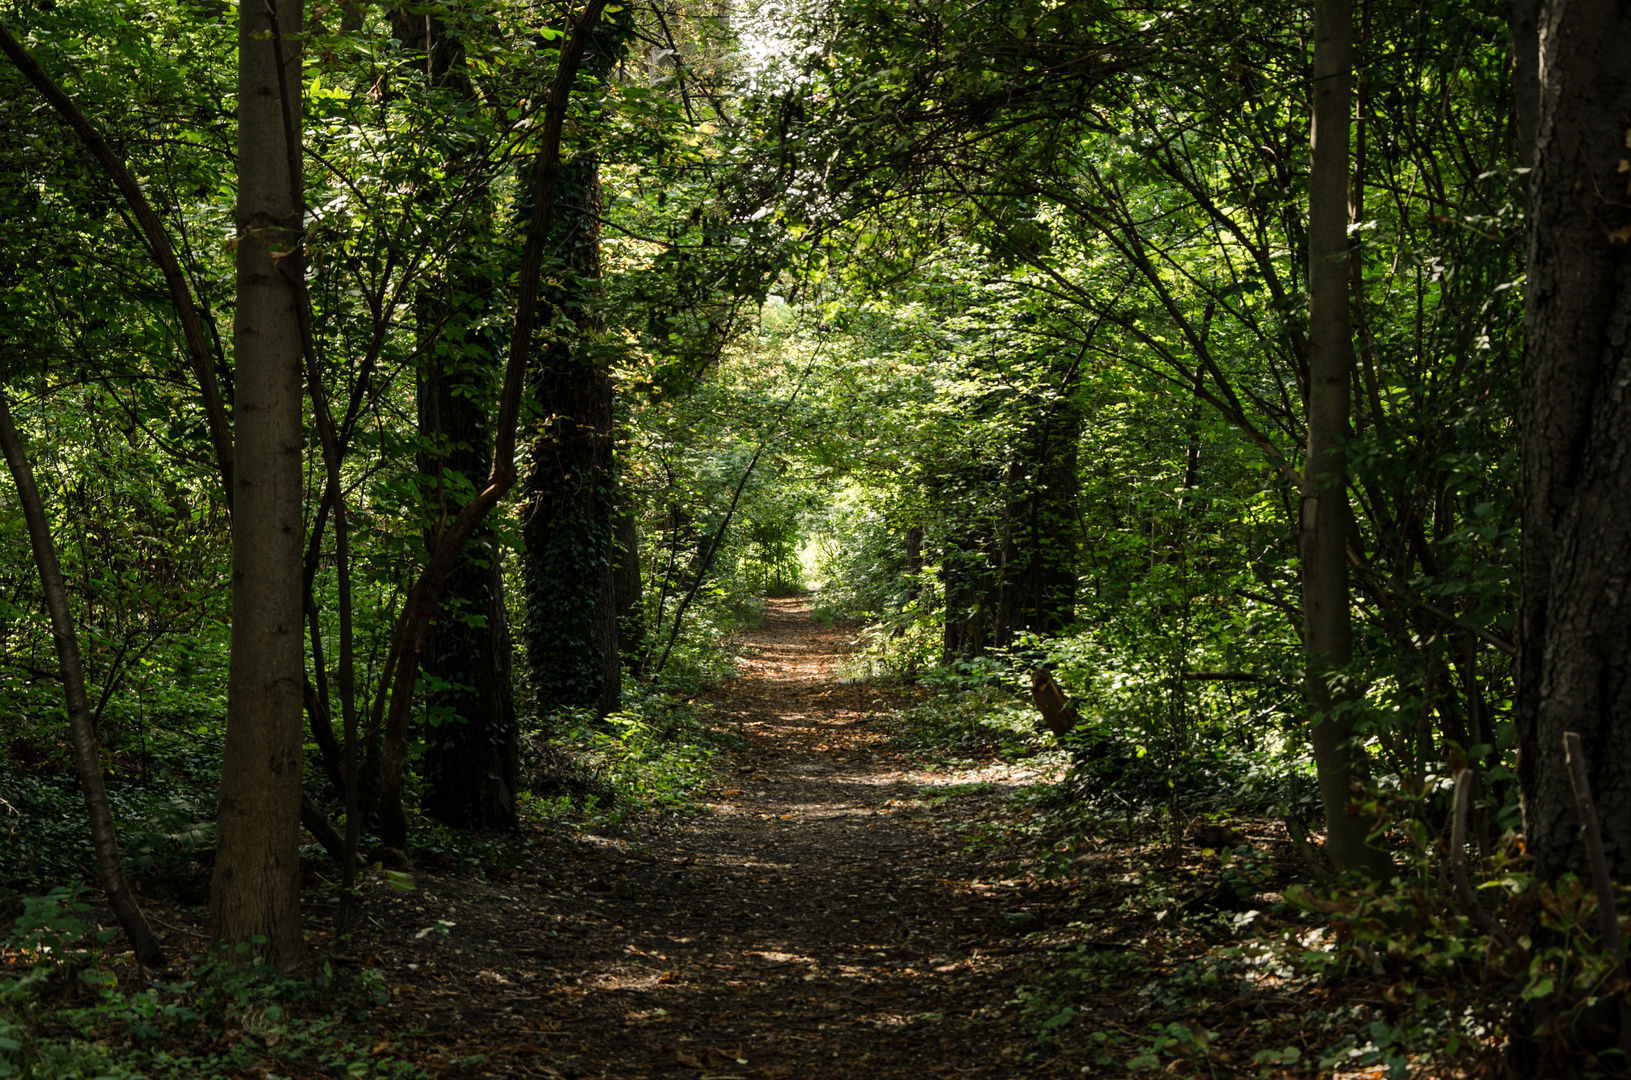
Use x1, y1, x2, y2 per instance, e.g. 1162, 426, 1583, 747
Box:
101, 597, 1441, 1078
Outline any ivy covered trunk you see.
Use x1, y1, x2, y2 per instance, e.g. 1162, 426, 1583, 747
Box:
523, 154, 621, 719
392, 8, 519, 830
418, 313, 519, 829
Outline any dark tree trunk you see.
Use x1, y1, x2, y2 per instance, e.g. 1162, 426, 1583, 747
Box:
1517, 0, 1631, 891
613, 494, 646, 676
523, 155, 621, 719
991, 373, 1081, 648
419, 341, 520, 828
994, 460, 1021, 648
1303, 0, 1389, 877
1012, 381, 1081, 636
1508, 0, 1539, 176
388, 7, 520, 830
1514, 3, 1631, 1069
370, 0, 616, 853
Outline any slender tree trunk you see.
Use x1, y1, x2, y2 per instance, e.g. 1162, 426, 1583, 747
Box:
1304, 0, 1389, 877
613, 494, 647, 676
211, 0, 307, 971
1509, 0, 1539, 177
0, 392, 164, 968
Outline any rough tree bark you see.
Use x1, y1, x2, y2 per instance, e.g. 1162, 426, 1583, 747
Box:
388, 6, 520, 832
419, 327, 520, 827
374, 0, 613, 852
522, 155, 620, 719
1517, 0, 1631, 895
0, 391, 164, 967
210, 0, 307, 970
1304, 0, 1389, 877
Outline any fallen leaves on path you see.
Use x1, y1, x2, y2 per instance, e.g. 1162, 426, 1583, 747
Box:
114, 596, 1439, 1078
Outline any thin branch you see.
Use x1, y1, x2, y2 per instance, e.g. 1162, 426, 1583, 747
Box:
1563, 734, 1627, 962
1450, 768, 1513, 948
1353, 565, 1516, 658
0, 17, 234, 499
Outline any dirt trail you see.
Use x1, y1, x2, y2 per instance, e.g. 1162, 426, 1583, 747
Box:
308, 598, 1079, 1077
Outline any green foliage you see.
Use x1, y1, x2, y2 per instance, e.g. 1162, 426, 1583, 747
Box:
883, 683, 1052, 764
0, 751, 218, 891
0, 887, 420, 1080
566, 691, 747, 820
0, 0, 1552, 1068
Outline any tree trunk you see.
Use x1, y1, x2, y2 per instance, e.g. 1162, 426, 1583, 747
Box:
391, 6, 521, 832
1304, 0, 1389, 877
0, 392, 164, 968
613, 494, 646, 676
1517, 0, 1631, 892
1509, 0, 1539, 177
211, 0, 307, 971
522, 155, 621, 719
421, 541, 519, 829
419, 329, 518, 829
371, 0, 614, 854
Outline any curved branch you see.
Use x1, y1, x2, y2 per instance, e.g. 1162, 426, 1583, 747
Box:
0, 18, 234, 500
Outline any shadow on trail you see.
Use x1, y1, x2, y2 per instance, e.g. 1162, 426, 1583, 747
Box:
445, 596, 1080, 1079
258, 597, 1081, 1078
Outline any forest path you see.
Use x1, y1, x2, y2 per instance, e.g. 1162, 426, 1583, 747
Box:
365, 596, 1081, 1079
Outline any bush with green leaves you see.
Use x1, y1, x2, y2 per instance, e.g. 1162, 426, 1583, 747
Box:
0, 886, 424, 1080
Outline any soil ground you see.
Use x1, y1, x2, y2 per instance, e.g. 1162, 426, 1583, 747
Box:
140, 596, 1091, 1078
78, 596, 1463, 1079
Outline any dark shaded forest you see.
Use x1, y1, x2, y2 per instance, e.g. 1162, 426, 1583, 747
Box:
1, 0, 1629, 1076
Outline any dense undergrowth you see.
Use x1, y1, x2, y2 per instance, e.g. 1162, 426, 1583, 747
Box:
875, 646, 1615, 1078
0, 583, 1605, 1078
0, 588, 763, 1079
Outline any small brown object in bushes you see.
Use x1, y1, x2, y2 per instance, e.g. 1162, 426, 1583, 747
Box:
1029, 668, 1078, 739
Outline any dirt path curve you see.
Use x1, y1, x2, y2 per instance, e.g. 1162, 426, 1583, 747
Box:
368, 598, 1080, 1079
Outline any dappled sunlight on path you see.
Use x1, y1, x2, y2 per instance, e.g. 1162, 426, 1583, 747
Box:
408, 594, 1083, 1078
137, 596, 1084, 1078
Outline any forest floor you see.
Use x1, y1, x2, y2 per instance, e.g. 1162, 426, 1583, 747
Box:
94, 597, 1426, 1079
355, 594, 1089, 1078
